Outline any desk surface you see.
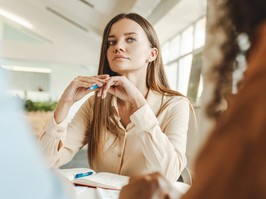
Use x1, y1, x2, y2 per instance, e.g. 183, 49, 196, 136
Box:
76, 181, 190, 199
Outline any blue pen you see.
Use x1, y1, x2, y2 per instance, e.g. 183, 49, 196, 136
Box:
88, 84, 99, 90
74, 171, 94, 179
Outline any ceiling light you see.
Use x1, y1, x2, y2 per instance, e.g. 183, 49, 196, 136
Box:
0, 9, 33, 29
1, 65, 51, 73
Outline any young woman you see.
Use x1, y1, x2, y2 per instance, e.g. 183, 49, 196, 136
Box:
119, 0, 266, 198
40, 13, 191, 182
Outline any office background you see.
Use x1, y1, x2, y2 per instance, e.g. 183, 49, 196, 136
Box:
0, 0, 210, 173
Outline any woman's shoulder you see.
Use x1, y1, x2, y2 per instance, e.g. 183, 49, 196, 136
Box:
152, 90, 190, 108
164, 93, 190, 104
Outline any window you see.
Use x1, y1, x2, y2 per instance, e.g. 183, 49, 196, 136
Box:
165, 62, 178, 90
187, 51, 203, 102
177, 54, 193, 96
162, 17, 206, 102
169, 35, 180, 62
194, 17, 206, 49
180, 26, 193, 56
162, 41, 170, 64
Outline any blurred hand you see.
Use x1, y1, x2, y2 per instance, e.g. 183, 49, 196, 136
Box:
119, 172, 181, 199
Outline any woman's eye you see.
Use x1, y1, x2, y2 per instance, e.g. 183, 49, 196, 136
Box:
108, 40, 116, 45
127, 37, 136, 43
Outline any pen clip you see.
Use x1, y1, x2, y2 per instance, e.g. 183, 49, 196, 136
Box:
74, 171, 94, 179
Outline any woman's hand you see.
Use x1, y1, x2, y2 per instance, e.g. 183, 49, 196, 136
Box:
60, 74, 110, 105
54, 74, 109, 123
98, 76, 146, 109
119, 172, 181, 199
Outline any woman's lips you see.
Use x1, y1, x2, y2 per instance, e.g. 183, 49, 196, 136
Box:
112, 55, 129, 61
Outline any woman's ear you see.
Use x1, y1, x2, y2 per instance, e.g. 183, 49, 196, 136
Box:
148, 47, 158, 62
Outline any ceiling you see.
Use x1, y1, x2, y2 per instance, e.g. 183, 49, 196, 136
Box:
0, 0, 206, 70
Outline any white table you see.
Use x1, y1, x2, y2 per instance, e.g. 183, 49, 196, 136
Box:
76, 181, 190, 199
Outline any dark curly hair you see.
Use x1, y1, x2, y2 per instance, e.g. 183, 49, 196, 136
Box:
205, 0, 266, 118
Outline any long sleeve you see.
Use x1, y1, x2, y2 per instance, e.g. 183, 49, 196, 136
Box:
40, 91, 191, 179
130, 97, 190, 182
40, 96, 94, 168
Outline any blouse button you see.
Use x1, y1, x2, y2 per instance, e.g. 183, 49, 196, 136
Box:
57, 129, 63, 133
118, 153, 122, 157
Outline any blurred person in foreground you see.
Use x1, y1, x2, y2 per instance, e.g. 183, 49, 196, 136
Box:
119, 0, 266, 198
0, 68, 74, 199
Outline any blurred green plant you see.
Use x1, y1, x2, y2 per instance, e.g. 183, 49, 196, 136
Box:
24, 99, 57, 112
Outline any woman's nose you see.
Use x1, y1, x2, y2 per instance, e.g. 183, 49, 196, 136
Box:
113, 40, 125, 52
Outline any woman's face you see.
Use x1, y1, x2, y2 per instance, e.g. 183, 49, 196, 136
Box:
106, 18, 155, 75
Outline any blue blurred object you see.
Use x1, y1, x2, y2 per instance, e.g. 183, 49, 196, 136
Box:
74, 171, 94, 179
88, 84, 99, 90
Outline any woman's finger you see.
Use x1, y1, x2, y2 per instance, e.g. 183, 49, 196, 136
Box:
101, 77, 116, 98
77, 74, 110, 83
72, 75, 110, 91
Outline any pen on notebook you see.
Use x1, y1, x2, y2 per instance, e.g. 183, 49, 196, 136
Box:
88, 84, 99, 90
74, 171, 94, 179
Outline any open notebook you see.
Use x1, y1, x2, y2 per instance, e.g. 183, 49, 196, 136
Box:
59, 168, 129, 190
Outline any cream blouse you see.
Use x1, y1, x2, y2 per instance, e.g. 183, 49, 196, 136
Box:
40, 90, 190, 182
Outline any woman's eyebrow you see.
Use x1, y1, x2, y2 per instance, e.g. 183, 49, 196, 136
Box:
124, 32, 138, 36
108, 32, 138, 38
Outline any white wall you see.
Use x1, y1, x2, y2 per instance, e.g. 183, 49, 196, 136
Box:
49, 63, 98, 101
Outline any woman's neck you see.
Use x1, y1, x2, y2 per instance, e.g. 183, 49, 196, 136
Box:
121, 69, 148, 97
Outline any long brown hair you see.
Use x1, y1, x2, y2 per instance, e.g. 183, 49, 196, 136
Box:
205, 0, 266, 119
87, 13, 184, 167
